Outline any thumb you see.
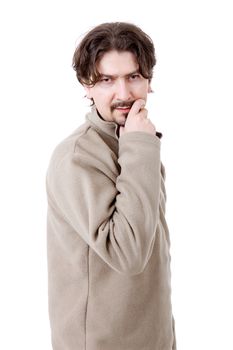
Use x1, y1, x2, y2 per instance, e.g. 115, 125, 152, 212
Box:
119, 126, 125, 137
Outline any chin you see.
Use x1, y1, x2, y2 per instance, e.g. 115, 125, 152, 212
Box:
117, 114, 128, 125
117, 120, 125, 126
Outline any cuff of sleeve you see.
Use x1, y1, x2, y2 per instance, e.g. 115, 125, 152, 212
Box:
119, 131, 161, 148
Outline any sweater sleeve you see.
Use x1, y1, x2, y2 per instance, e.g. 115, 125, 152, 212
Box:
46, 130, 161, 276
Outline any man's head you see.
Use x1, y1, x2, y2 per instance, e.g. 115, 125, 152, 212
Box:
72, 22, 156, 125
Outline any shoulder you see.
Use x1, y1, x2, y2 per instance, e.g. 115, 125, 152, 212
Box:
47, 121, 117, 172
46, 121, 119, 193
47, 122, 87, 168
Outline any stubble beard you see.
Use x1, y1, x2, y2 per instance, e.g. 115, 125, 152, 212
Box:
111, 100, 134, 126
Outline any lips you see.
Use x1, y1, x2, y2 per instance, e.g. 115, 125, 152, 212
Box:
115, 107, 131, 111
111, 101, 134, 112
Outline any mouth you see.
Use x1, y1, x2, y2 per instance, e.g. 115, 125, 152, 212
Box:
115, 107, 131, 113
111, 101, 134, 114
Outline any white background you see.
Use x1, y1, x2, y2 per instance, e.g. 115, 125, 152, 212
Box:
0, 0, 232, 349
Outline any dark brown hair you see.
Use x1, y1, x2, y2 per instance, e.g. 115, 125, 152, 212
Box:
72, 22, 156, 86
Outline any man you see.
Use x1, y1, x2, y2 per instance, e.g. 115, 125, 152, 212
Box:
46, 22, 176, 350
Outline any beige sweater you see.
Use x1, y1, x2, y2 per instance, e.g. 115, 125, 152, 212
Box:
46, 107, 176, 350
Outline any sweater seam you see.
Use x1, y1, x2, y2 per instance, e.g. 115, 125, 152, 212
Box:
73, 125, 91, 153
84, 246, 90, 350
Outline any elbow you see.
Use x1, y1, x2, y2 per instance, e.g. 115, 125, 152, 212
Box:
115, 235, 155, 276
116, 256, 147, 276
115, 237, 156, 276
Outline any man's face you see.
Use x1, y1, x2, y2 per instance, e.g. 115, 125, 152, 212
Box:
85, 50, 151, 126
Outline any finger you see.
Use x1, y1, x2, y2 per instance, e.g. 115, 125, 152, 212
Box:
139, 107, 148, 119
127, 99, 146, 119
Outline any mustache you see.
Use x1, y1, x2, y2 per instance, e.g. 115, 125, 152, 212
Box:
111, 101, 135, 111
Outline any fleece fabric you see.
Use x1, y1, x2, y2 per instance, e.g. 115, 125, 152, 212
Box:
46, 107, 176, 350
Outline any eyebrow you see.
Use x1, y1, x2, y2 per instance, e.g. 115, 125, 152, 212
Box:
99, 70, 140, 79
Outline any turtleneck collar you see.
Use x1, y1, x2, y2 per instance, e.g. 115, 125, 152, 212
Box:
85, 106, 163, 140
85, 107, 120, 140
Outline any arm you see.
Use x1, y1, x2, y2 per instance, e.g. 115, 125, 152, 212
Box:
46, 131, 161, 276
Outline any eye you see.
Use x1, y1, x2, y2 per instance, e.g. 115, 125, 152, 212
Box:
99, 77, 111, 83
129, 74, 141, 80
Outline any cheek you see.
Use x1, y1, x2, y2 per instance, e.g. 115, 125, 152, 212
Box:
97, 92, 113, 106
92, 92, 112, 112
132, 90, 147, 101
133, 82, 149, 96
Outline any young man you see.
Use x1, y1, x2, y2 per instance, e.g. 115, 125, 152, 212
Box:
46, 22, 177, 350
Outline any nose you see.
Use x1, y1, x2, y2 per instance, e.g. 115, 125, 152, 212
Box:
115, 79, 132, 101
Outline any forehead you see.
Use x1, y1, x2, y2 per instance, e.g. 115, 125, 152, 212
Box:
96, 50, 139, 76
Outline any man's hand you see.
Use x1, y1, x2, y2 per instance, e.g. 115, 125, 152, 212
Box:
119, 99, 156, 137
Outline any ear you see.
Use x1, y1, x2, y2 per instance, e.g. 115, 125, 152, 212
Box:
84, 85, 92, 99
148, 84, 153, 93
